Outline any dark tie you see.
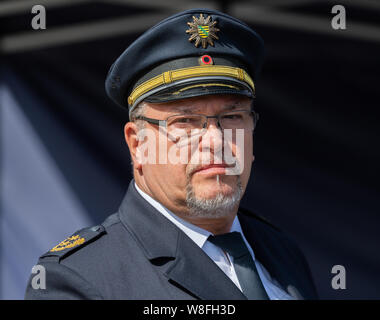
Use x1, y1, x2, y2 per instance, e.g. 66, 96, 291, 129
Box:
208, 231, 269, 300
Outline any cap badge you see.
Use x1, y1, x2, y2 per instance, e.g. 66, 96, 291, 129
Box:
186, 14, 219, 49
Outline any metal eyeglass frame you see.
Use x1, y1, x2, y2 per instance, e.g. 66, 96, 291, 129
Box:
133, 109, 259, 131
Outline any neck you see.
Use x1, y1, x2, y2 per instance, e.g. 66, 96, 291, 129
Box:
179, 214, 237, 235
134, 178, 238, 235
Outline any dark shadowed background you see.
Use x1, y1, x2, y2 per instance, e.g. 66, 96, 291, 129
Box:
1, 0, 379, 299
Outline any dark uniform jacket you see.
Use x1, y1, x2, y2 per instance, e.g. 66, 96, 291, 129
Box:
25, 181, 318, 300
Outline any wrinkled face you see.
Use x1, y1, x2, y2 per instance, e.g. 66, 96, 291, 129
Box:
131, 94, 255, 218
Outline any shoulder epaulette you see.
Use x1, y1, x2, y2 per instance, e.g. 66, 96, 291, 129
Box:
40, 225, 106, 261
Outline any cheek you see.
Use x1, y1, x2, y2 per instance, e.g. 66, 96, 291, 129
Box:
160, 142, 190, 188
144, 163, 188, 197
162, 163, 189, 202
231, 130, 253, 171
240, 133, 253, 179
247, 135, 254, 160
140, 134, 187, 182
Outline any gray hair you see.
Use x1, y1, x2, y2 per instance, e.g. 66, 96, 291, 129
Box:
129, 101, 147, 130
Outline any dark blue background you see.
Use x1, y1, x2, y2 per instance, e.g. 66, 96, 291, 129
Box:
1, 1, 379, 299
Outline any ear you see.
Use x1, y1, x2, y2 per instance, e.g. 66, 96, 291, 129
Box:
124, 122, 142, 171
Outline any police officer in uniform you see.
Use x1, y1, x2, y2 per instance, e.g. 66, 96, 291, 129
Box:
25, 8, 318, 300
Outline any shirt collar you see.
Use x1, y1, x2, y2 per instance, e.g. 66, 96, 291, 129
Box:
134, 182, 211, 248
134, 182, 253, 260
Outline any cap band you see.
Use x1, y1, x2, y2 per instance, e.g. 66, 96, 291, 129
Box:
127, 65, 255, 107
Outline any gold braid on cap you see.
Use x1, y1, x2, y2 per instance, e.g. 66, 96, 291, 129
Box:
127, 65, 254, 107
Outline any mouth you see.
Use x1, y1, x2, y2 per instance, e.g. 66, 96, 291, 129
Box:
193, 164, 233, 176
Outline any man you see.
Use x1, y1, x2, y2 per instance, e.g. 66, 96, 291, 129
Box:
25, 8, 318, 300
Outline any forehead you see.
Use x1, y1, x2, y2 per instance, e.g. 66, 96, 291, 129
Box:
145, 94, 252, 115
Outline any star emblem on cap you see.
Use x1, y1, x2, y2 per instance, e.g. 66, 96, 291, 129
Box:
186, 14, 219, 49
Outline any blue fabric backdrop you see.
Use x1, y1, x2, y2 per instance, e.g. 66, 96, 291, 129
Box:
1, 2, 379, 299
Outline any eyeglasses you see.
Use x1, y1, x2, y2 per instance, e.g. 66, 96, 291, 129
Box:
133, 109, 258, 135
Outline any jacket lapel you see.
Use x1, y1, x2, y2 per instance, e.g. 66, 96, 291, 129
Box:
164, 231, 247, 300
238, 211, 307, 300
118, 181, 246, 300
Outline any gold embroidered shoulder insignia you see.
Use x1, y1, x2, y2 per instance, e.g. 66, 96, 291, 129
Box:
50, 235, 85, 252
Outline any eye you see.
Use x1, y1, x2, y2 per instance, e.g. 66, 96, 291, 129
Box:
170, 116, 201, 127
222, 114, 243, 120
177, 117, 194, 123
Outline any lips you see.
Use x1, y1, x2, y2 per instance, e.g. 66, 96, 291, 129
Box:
193, 163, 231, 175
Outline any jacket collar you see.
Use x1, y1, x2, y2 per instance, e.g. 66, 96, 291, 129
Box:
118, 181, 246, 300
238, 212, 307, 299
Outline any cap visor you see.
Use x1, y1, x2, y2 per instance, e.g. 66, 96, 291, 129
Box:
143, 79, 253, 104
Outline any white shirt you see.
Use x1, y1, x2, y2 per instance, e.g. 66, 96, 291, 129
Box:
135, 183, 295, 300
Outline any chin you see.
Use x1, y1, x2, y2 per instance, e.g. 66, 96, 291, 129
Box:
193, 175, 237, 199
185, 175, 244, 218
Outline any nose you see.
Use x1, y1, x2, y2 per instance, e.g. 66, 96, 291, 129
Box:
205, 116, 222, 130
200, 117, 224, 157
